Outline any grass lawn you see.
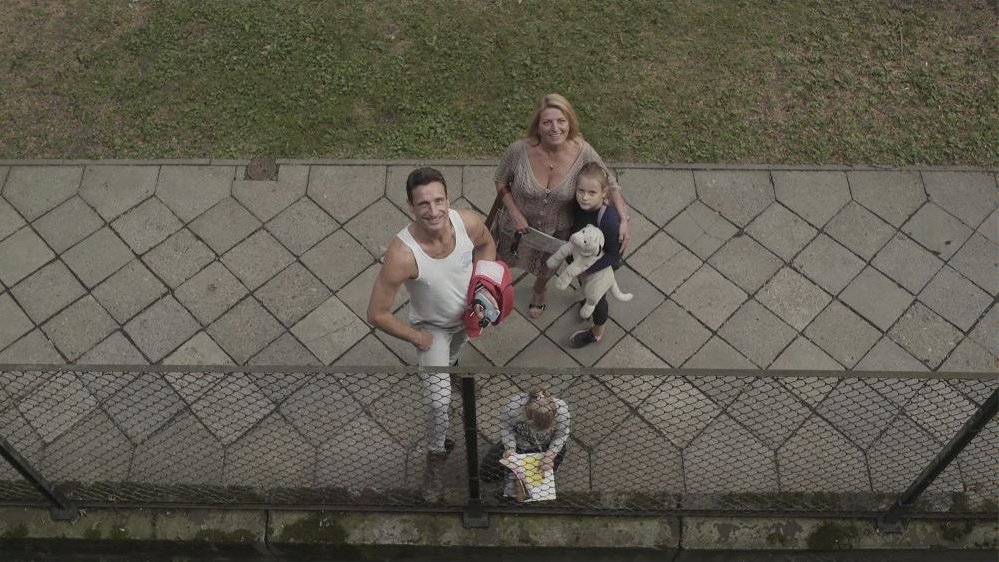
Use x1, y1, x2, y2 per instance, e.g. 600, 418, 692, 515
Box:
1, 0, 996, 164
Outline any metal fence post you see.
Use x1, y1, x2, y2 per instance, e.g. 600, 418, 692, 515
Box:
878, 388, 998, 533
460, 374, 489, 528
0, 435, 79, 521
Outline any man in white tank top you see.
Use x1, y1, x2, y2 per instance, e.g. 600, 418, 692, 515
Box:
367, 167, 496, 500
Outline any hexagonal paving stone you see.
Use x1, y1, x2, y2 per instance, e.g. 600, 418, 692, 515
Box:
838, 267, 913, 331
745, 203, 817, 262
290, 295, 369, 364
591, 416, 683, 493
79, 165, 158, 221
155, 165, 234, 222
223, 411, 316, 489
335, 263, 407, 320
10, 260, 86, 324
708, 234, 783, 294
32, 196, 103, 253
0, 293, 33, 353
507, 336, 577, 368
625, 231, 702, 296
917, 266, 991, 331
756, 267, 831, 331
221, 230, 295, 290
124, 295, 200, 363
901, 203, 973, 260
2, 166, 83, 221
332, 332, 404, 367
301, 229, 376, 291
634, 300, 711, 367
772, 170, 850, 228
684, 414, 779, 493
815, 377, 900, 450
77, 331, 148, 365
947, 233, 997, 295
664, 201, 738, 259
967, 303, 995, 352
778, 416, 868, 492
854, 337, 927, 372
672, 265, 747, 330
459, 165, 497, 215
255, 262, 332, 327
141, 228, 216, 289
248, 332, 320, 367
683, 336, 755, 370
190, 373, 275, 445
174, 261, 249, 326
544, 310, 624, 367
469, 310, 541, 366
769, 337, 843, 371
0, 329, 62, 364
922, 171, 997, 229
870, 232, 944, 294
108, 197, 182, 255
728, 378, 810, 449
163, 332, 233, 365
824, 201, 895, 260
91, 259, 168, 324
232, 164, 309, 221
38, 410, 132, 483
940, 339, 995, 372
976, 206, 997, 242
887, 302, 963, 369
41, 295, 117, 361
792, 234, 865, 295
595, 335, 669, 368
804, 301, 881, 368
607, 265, 665, 331
188, 197, 262, 254
130, 410, 224, 485
694, 170, 774, 228
717, 300, 796, 368
615, 168, 696, 226
867, 415, 962, 492
61, 227, 134, 288
266, 197, 339, 255
0, 197, 25, 243
0, 226, 55, 287
342, 198, 411, 258
207, 298, 285, 364
307, 165, 386, 223
104, 374, 185, 443
848, 170, 925, 228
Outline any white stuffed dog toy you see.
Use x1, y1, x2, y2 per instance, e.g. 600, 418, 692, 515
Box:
546, 225, 633, 318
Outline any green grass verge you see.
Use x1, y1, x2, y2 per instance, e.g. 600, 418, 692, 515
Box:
2, 0, 996, 164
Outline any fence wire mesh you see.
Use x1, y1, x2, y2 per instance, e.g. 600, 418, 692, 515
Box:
0, 366, 995, 517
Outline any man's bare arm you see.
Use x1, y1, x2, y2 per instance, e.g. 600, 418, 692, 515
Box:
459, 209, 497, 262
366, 239, 432, 351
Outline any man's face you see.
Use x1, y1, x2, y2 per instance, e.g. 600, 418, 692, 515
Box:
408, 181, 449, 232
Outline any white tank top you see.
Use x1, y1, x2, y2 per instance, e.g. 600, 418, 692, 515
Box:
397, 209, 474, 328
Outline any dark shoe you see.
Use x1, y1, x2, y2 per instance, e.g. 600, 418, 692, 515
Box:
569, 329, 599, 348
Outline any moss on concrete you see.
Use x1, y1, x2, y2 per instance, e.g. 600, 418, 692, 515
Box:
1, 523, 29, 540
274, 513, 350, 545
192, 528, 257, 544
806, 521, 860, 550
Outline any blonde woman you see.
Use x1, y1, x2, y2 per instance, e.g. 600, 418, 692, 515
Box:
480, 387, 570, 482
492, 94, 631, 319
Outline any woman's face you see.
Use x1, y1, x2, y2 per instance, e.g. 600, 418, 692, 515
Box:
538, 107, 569, 147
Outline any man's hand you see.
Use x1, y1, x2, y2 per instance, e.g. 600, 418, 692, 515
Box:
541, 450, 556, 472
412, 329, 433, 352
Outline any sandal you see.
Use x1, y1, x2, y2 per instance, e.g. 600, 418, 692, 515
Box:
528, 292, 547, 319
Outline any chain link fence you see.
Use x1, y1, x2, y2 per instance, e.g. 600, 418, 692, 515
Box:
0, 365, 996, 520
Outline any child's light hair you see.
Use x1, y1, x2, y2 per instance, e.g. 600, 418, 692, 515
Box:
524, 387, 557, 432
576, 162, 610, 193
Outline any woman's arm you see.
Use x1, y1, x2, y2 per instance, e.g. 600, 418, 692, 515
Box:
496, 182, 529, 233
608, 188, 631, 254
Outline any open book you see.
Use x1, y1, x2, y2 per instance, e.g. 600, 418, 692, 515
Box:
498, 452, 556, 502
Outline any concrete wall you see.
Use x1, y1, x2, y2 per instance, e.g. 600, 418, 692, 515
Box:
0, 507, 995, 558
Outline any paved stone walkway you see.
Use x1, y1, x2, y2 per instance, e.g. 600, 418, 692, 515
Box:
0, 161, 995, 371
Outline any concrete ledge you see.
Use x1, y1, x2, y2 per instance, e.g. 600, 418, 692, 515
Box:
2, 507, 996, 556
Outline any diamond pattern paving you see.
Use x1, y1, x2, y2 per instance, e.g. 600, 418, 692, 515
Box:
1, 161, 994, 503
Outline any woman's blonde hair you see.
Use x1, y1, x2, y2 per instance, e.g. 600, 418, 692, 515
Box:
524, 387, 557, 432
525, 94, 582, 145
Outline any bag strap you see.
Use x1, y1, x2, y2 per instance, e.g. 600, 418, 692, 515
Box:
597, 204, 607, 228
485, 185, 511, 229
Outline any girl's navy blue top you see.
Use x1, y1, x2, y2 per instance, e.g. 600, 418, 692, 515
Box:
571, 203, 622, 274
